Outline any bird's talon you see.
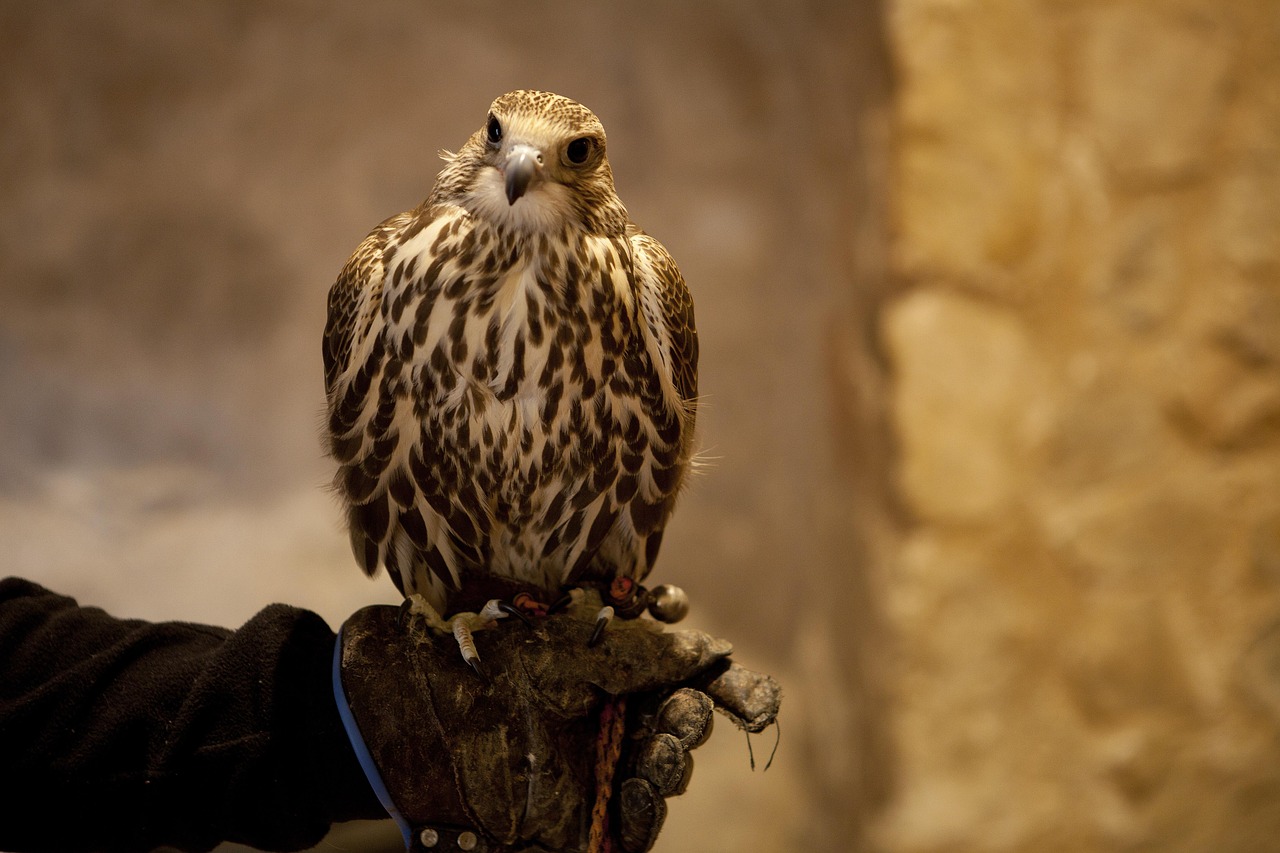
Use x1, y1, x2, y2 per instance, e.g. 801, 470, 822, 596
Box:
548, 594, 574, 615
497, 601, 534, 628
396, 598, 414, 628
588, 605, 614, 647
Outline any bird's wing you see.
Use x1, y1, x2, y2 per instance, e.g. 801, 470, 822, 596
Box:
325, 208, 463, 602
324, 212, 408, 580
631, 230, 698, 429
323, 212, 410, 397
626, 230, 699, 577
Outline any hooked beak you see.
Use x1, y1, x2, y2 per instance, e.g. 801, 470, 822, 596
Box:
503, 144, 542, 205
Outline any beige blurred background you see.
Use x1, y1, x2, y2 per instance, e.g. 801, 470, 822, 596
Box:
2, 1, 1278, 851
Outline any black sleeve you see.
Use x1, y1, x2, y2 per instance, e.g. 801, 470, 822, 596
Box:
0, 578, 385, 853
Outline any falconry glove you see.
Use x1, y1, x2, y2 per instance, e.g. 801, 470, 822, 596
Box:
334, 605, 781, 852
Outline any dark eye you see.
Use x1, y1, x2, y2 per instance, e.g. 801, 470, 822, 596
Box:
486, 115, 502, 145
566, 136, 593, 165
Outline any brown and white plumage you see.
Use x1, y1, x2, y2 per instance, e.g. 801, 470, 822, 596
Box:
323, 90, 697, 627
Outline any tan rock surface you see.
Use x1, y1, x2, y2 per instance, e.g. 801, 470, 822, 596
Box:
874, 1, 1280, 850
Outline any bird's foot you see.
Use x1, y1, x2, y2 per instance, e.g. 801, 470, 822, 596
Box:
398, 593, 450, 632
547, 580, 691, 646
545, 586, 619, 646
450, 599, 509, 677
399, 595, 510, 677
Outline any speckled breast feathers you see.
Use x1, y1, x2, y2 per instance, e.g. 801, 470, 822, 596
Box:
323, 90, 698, 615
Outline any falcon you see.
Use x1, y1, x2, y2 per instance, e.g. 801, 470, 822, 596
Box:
323, 90, 698, 671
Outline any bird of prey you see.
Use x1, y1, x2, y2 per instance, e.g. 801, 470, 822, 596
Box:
323, 90, 697, 670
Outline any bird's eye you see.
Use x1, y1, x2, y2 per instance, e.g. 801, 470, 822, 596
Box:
486, 115, 502, 145
565, 136, 593, 165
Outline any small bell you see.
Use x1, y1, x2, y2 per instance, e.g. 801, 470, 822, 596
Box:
646, 584, 690, 623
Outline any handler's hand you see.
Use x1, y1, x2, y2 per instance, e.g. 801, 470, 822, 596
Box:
336, 605, 780, 852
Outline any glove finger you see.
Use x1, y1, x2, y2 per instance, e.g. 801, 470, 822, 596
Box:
635, 732, 688, 796
520, 620, 733, 713
656, 688, 714, 750
617, 777, 667, 853
589, 627, 733, 695
694, 660, 782, 733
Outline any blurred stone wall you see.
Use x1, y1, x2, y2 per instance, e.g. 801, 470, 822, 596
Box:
870, 1, 1280, 850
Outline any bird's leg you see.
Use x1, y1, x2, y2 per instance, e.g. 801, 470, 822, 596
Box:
400, 595, 509, 677
399, 592, 450, 632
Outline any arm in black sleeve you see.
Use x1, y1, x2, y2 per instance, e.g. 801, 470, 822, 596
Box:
0, 578, 384, 853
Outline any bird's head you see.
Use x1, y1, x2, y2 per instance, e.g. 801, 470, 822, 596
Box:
433, 90, 629, 237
